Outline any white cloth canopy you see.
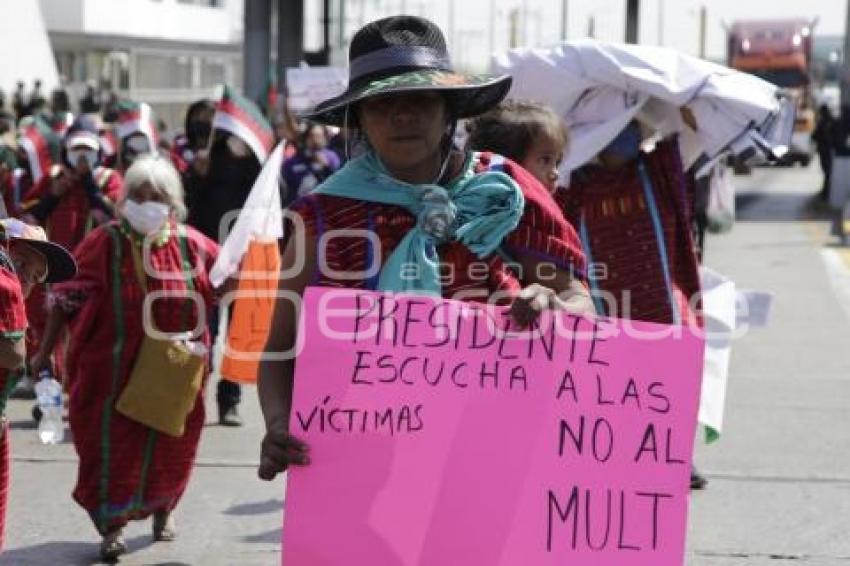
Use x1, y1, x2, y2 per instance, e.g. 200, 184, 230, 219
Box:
491, 40, 795, 177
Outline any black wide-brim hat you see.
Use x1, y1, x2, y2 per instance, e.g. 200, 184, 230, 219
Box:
302, 15, 513, 126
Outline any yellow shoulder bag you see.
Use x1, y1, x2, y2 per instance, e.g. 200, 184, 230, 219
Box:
115, 226, 205, 437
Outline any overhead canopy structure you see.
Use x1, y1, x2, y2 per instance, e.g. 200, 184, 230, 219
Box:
491, 39, 795, 177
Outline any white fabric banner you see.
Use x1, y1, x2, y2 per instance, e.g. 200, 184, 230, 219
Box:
698, 267, 773, 439
698, 267, 737, 439
490, 39, 794, 177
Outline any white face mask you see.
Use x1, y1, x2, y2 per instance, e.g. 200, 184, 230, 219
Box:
122, 199, 171, 235
68, 149, 99, 168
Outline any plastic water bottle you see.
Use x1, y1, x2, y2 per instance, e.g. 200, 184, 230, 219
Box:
34, 371, 64, 445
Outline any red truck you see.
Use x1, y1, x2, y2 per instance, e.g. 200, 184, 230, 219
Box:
727, 19, 817, 166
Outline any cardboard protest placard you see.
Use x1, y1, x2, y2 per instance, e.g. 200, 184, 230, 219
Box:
285, 67, 347, 113
283, 288, 704, 565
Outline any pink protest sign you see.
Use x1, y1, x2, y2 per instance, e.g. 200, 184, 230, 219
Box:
283, 287, 704, 565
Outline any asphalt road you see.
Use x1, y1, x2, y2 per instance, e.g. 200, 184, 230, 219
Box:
687, 161, 850, 566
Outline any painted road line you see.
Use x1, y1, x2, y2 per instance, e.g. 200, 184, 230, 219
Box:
820, 247, 850, 320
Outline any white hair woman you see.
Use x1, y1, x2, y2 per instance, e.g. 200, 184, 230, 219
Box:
118, 152, 188, 223
31, 155, 220, 560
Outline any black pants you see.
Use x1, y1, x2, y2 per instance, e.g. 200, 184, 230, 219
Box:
819, 149, 833, 198
209, 306, 241, 410
217, 379, 241, 411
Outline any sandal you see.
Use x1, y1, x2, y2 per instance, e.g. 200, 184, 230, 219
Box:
153, 511, 177, 542
99, 528, 127, 561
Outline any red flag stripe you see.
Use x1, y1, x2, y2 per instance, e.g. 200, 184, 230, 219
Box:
216, 99, 274, 151
22, 128, 52, 182
119, 110, 143, 122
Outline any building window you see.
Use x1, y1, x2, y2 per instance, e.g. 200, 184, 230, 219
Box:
200, 57, 227, 88
135, 53, 194, 89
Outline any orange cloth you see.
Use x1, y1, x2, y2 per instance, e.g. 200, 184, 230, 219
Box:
220, 240, 280, 384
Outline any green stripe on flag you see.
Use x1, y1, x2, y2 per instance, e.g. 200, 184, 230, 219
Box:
220, 84, 273, 138
32, 116, 61, 162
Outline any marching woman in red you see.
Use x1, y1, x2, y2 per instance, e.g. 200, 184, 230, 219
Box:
257, 16, 594, 481
0, 248, 26, 552
31, 155, 219, 560
20, 116, 122, 386
20, 115, 122, 252
115, 101, 159, 173
0, 219, 76, 549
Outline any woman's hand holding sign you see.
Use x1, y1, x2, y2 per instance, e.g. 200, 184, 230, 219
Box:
258, 426, 310, 480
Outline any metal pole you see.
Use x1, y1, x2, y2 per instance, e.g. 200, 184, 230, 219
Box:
657, 0, 664, 46
510, 8, 519, 48
522, 0, 529, 45
625, 0, 639, 44
561, 0, 568, 41
842, 0, 850, 114
488, 0, 496, 56
699, 4, 707, 59
278, 0, 304, 92
447, 0, 455, 58
323, 0, 331, 63
244, 0, 272, 103
338, 0, 346, 54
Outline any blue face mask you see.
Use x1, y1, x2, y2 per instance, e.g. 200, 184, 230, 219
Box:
603, 122, 642, 162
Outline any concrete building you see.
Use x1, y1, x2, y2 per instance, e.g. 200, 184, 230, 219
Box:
38, 0, 244, 128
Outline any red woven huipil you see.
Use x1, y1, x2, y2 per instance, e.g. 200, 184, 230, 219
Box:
0, 257, 28, 550
555, 138, 701, 325
289, 152, 587, 300
51, 221, 218, 534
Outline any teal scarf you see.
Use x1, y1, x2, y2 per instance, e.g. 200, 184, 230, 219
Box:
313, 151, 525, 295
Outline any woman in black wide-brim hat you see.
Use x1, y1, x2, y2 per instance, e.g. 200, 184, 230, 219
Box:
257, 15, 594, 479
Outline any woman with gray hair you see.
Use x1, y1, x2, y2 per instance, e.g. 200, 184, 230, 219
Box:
31, 155, 220, 560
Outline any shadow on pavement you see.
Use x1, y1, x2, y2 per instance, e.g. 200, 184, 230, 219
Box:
8, 418, 37, 431
8, 420, 75, 445
0, 541, 100, 565
242, 527, 282, 544
0, 534, 162, 566
223, 499, 283, 516
735, 192, 832, 222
